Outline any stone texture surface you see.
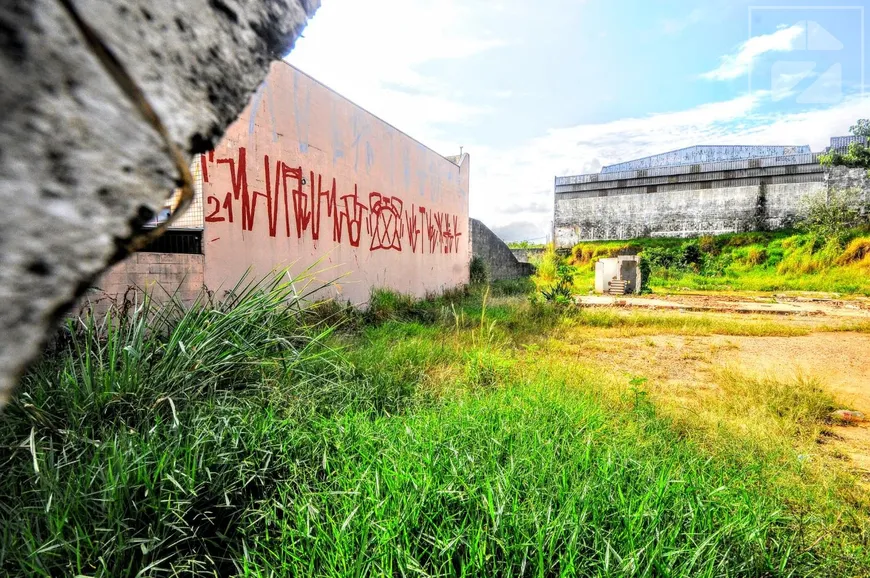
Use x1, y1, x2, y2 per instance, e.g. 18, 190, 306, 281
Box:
554, 155, 870, 246
470, 219, 534, 281
552, 169, 861, 245
825, 166, 870, 205
0, 0, 319, 407
510, 248, 545, 264
81, 253, 205, 318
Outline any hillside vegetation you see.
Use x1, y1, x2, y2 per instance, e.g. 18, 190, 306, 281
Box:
1, 274, 869, 576
568, 229, 870, 295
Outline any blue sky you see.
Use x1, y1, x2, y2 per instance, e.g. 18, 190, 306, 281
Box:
288, 0, 868, 242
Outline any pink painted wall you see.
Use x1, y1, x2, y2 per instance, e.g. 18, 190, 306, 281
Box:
201, 61, 470, 303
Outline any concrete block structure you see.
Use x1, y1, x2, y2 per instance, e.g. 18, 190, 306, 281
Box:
594, 256, 640, 295
554, 141, 869, 247
91, 61, 470, 306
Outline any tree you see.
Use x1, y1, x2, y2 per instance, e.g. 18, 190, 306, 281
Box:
851, 119, 870, 139
819, 118, 870, 171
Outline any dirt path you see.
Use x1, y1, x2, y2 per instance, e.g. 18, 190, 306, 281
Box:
577, 293, 870, 317
718, 332, 870, 473
583, 327, 870, 473
727, 333, 870, 412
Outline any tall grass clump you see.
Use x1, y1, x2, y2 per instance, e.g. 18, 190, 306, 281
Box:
469, 255, 489, 285
837, 236, 870, 267
0, 272, 389, 577
534, 243, 562, 283
365, 288, 438, 325
2, 274, 868, 576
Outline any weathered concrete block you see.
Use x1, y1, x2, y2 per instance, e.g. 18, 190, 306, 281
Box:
0, 0, 319, 406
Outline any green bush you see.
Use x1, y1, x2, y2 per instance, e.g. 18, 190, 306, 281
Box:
819, 118, 870, 174
639, 257, 652, 293
698, 234, 718, 255
798, 188, 868, 242
540, 265, 576, 304
643, 246, 680, 269
681, 241, 703, 268
469, 255, 488, 285
535, 244, 561, 282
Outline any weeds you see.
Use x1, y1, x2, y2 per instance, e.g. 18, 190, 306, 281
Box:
469, 255, 489, 285
570, 229, 870, 295
1, 276, 867, 576
540, 265, 576, 304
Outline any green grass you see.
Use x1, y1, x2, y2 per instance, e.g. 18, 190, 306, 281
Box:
1, 279, 868, 576
568, 229, 870, 295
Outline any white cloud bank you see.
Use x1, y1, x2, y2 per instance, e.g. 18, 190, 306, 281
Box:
702, 24, 804, 81
287, 0, 502, 148
470, 94, 867, 241
288, 3, 866, 242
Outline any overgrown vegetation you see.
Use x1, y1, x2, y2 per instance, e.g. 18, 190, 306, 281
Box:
469, 254, 489, 285
506, 240, 545, 249
539, 265, 576, 304
819, 118, 870, 173
1, 275, 868, 576
569, 227, 870, 294
799, 187, 868, 241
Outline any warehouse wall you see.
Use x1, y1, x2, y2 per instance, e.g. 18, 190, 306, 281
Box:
201, 61, 470, 303
554, 181, 832, 245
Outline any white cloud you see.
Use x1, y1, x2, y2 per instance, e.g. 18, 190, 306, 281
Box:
287, 0, 503, 146
702, 24, 804, 81
470, 94, 868, 241
492, 221, 546, 243
287, 4, 866, 244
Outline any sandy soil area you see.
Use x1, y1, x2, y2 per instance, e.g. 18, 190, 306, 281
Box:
583, 327, 870, 474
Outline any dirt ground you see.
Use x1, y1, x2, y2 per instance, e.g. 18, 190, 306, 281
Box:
578, 292, 870, 317
582, 320, 870, 475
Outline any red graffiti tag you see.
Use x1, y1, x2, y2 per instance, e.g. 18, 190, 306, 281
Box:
201, 150, 463, 255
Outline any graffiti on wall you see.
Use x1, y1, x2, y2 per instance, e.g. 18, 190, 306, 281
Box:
201, 149, 463, 254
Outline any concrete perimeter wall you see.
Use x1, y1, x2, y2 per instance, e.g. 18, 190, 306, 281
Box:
470, 219, 534, 280
555, 183, 825, 245
511, 248, 545, 263
201, 61, 470, 303
554, 161, 868, 246
86, 253, 204, 312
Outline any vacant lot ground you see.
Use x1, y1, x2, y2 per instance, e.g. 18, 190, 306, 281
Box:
3, 280, 869, 576
565, 308, 870, 474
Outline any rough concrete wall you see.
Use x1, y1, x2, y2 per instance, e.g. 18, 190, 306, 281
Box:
0, 0, 318, 405
202, 62, 470, 304
511, 248, 546, 263
84, 253, 205, 314
554, 182, 826, 245
764, 182, 826, 229
825, 166, 870, 203
470, 219, 534, 281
